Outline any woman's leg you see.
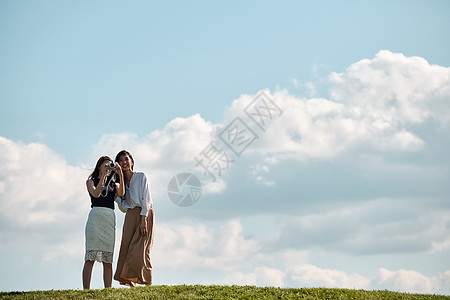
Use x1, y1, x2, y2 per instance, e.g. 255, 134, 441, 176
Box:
82, 260, 95, 289
102, 262, 113, 288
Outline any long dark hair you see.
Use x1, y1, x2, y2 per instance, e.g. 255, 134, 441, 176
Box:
88, 156, 113, 180
115, 150, 134, 170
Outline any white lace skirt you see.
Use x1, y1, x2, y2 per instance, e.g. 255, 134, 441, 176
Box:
85, 207, 116, 263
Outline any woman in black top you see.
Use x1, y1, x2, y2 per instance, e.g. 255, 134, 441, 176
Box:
82, 156, 124, 289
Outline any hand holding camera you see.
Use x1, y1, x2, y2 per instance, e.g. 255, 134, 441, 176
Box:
103, 162, 117, 178
107, 162, 117, 169
106, 161, 122, 173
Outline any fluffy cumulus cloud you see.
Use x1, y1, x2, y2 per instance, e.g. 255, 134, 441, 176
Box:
92, 114, 226, 197
242, 51, 448, 162
153, 219, 260, 271
90, 50, 450, 197
86, 51, 450, 208
93, 114, 216, 169
286, 264, 450, 294
0, 136, 93, 292
330, 50, 450, 125
0, 137, 87, 228
373, 268, 442, 294
0, 136, 90, 270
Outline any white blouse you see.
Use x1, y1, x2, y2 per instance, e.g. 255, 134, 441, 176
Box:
115, 172, 153, 216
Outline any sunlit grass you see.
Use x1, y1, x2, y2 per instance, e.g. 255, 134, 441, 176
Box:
1, 285, 449, 299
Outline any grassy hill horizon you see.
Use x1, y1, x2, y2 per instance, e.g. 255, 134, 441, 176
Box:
1, 285, 449, 299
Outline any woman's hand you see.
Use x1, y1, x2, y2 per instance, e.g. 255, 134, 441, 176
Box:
100, 169, 109, 184
114, 163, 125, 197
114, 163, 122, 173
140, 216, 148, 235
100, 164, 110, 178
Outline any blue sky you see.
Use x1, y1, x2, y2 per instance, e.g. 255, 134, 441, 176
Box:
1, 0, 450, 294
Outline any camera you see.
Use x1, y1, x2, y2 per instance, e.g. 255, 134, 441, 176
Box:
107, 162, 117, 168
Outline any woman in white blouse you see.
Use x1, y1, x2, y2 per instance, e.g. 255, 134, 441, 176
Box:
113, 150, 155, 286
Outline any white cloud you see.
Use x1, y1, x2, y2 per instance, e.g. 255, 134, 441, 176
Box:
373, 268, 440, 294
196, 230, 450, 294
41, 236, 85, 262
92, 113, 224, 200
94, 113, 217, 169
249, 164, 275, 186
305, 82, 316, 97
280, 249, 310, 265
219, 266, 286, 287
88, 51, 449, 200
0, 136, 93, 280
224, 90, 413, 162
153, 219, 260, 271
273, 198, 450, 255
442, 271, 450, 291
286, 262, 449, 295
220, 50, 450, 163
149, 215, 450, 294
288, 263, 370, 289
429, 212, 450, 253
330, 50, 450, 125
0, 137, 87, 227
201, 177, 227, 195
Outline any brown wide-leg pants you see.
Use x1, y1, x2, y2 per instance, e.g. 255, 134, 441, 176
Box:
114, 207, 155, 286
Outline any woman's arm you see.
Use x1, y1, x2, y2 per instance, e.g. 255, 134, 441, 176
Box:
139, 173, 152, 216
139, 173, 153, 235
115, 164, 125, 198
86, 173, 107, 198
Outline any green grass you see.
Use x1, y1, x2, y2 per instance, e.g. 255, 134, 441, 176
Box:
1, 285, 449, 300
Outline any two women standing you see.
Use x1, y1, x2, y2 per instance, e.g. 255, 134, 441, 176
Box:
82, 150, 154, 289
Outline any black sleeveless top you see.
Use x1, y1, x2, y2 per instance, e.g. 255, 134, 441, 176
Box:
89, 176, 116, 210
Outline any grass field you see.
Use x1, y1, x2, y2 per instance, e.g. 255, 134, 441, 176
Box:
1, 285, 449, 300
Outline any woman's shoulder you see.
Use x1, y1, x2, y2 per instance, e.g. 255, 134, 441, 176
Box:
86, 177, 97, 184
134, 171, 148, 179
132, 171, 150, 184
